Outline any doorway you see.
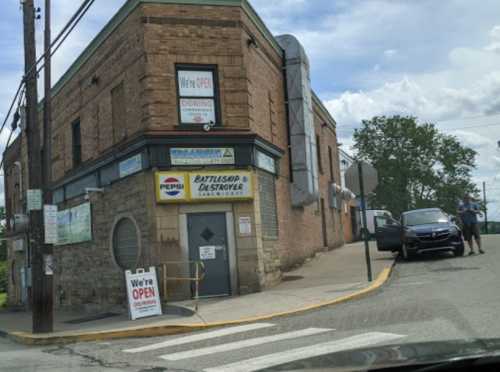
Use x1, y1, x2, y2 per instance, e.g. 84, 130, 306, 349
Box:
187, 213, 231, 298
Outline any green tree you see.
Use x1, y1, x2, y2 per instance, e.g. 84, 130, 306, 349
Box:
353, 115, 478, 217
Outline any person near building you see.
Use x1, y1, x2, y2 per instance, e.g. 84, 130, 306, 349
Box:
457, 194, 484, 255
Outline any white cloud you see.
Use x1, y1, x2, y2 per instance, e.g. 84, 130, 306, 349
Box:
383, 49, 398, 58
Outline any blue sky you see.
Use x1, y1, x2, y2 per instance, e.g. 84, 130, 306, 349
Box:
1, 0, 500, 219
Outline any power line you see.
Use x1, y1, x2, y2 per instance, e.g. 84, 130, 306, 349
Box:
35, 0, 96, 77
29, 0, 94, 81
0, 0, 95, 140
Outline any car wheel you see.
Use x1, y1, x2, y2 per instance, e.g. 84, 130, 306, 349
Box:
454, 243, 465, 257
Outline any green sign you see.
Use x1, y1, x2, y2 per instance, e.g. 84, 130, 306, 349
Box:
56, 203, 92, 245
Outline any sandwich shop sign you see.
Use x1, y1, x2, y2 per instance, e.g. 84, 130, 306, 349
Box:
156, 171, 253, 203
125, 267, 162, 320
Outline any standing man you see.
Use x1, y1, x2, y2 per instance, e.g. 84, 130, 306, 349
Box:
458, 194, 484, 255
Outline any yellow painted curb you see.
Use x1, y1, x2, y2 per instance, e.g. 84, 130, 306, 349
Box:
7, 264, 394, 346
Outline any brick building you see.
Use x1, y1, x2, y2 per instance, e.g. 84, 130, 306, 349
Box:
4, 0, 343, 311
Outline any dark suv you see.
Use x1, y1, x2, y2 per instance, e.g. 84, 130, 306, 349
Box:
375, 208, 464, 260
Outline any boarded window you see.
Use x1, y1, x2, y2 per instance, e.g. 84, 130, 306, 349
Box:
113, 218, 139, 270
258, 171, 278, 239
72, 119, 82, 167
328, 146, 334, 182
316, 134, 323, 174
111, 82, 126, 142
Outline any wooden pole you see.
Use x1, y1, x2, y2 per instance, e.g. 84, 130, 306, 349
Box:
23, 0, 52, 333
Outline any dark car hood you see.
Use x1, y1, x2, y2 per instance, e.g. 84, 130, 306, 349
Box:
405, 223, 453, 233
260, 338, 500, 371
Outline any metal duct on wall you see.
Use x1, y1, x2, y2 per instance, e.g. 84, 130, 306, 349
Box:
276, 34, 319, 206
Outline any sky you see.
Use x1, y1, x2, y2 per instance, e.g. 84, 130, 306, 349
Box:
1, 0, 499, 219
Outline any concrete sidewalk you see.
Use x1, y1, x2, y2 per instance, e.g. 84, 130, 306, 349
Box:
0, 241, 395, 344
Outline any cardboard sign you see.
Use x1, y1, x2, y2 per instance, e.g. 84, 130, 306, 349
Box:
125, 267, 162, 321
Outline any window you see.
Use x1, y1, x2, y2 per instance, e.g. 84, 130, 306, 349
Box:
72, 119, 82, 167
258, 171, 279, 239
176, 65, 220, 125
328, 146, 334, 182
316, 135, 323, 174
112, 217, 139, 270
111, 82, 126, 142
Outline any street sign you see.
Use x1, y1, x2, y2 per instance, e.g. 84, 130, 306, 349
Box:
345, 161, 378, 195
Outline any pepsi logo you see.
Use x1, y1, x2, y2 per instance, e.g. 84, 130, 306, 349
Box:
160, 177, 184, 197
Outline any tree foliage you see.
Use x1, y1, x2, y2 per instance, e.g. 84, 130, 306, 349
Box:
353, 115, 478, 217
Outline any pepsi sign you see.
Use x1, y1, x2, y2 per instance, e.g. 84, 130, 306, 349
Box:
156, 173, 187, 202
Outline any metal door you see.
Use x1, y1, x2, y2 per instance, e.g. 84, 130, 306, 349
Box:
188, 213, 230, 298
375, 216, 402, 251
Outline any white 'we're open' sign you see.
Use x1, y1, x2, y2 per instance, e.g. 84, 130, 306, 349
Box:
125, 267, 162, 320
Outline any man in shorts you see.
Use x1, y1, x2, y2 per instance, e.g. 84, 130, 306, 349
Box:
457, 194, 484, 255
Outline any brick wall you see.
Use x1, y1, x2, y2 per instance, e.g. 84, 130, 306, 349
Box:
49, 6, 146, 183
141, 4, 249, 130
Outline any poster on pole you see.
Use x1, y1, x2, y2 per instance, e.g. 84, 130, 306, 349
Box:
44, 205, 58, 244
125, 267, 162, 320
27, 189, 42, 211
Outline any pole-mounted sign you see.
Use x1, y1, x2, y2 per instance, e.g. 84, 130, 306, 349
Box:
345, 161, 378, 282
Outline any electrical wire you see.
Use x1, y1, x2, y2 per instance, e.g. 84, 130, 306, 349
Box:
27, 0, 94, 80
36, 0, 96, 76
0, 82, 24, 138
0, 0, 95, 139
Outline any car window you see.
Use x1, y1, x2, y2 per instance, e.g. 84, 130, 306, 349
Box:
403, 211, 449, 226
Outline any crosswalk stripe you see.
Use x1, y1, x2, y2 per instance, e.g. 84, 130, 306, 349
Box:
159, 327, 334, 361
204, 332, 406, 372
122, 323, 275, 353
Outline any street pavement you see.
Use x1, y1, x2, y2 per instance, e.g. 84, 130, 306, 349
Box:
1, 235, 499, 372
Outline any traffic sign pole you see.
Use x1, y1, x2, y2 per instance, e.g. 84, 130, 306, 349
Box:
358, 162, 372, 282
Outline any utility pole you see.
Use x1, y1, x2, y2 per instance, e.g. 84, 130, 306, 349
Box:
42, 0, 54, 331
358, 162, 372, 282
23, 0, 52, 333
483, 181, 488, 234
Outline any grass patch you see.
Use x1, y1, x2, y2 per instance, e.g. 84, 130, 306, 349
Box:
0, 293, 6, 307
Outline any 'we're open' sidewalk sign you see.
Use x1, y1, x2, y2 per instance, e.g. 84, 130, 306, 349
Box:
125, 267, 162, 320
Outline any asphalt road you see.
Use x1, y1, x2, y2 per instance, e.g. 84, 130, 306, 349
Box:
1, 235, 499, 372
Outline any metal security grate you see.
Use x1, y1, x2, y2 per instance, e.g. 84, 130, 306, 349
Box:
258, 171, 279, 239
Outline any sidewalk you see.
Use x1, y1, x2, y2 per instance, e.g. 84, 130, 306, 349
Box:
0, 241, 395, 344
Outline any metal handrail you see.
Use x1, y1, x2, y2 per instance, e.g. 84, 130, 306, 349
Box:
158, 260, 205, 312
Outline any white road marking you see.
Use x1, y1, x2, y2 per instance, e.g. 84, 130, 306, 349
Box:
204, 332, 406, 372
160, 328, 333, 361
122, 323, 275, 353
